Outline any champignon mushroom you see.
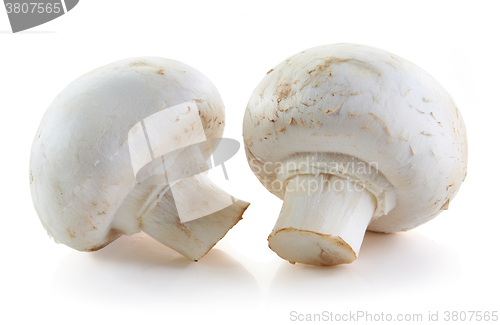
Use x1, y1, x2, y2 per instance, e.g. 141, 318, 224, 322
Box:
243, 44, 467, 266
30, 57, 249, 261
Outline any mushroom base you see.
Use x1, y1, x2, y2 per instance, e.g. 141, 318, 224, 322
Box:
142, 196, 249, 262
268, 174, 376, 266
269, 229, 358, 265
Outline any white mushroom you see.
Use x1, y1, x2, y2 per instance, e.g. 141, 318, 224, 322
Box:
243, 44, 467, 266
30, 57, 249, 261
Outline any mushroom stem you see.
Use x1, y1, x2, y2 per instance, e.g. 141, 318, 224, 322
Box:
268, 174, 376, 266
112, 173, 248, 261
140, 173, 249, 261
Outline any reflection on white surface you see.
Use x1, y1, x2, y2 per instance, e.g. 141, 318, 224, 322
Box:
51, 233, 260, 307
51, 230, 461, 310
266, 231, 461, 306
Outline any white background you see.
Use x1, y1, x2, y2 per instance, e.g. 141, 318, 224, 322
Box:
1, 1, 499, 324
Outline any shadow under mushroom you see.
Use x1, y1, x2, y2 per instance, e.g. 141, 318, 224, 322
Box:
265, 231, 460, 306
51, 233, 260, 307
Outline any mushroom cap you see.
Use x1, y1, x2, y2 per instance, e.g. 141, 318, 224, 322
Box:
30, 57, 225, 251
243, 44, 467, 232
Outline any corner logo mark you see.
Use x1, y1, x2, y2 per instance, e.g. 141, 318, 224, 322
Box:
4, 0, 79, 33
128, 101, 240, 224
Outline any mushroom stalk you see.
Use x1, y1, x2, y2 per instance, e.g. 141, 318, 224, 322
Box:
141, 173, 249, 261
112, 172, 249, 261
268, 174, 376, 266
